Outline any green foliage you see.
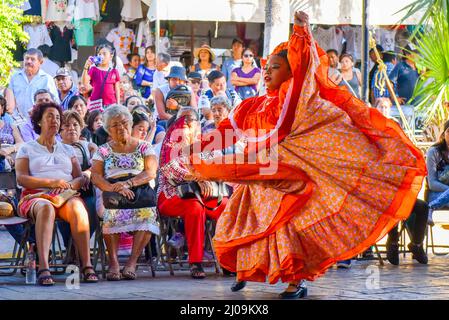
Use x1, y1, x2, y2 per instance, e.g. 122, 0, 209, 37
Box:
0, 0, 29, 87
413, 11, 449, 127
396, 0, 449, 138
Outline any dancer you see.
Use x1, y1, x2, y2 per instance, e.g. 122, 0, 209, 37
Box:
179, 11, 426, 299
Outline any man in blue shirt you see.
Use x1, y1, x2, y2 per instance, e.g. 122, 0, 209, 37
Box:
7, 48, 59, 123
371, 51, 397, 100
388, 45, 420, 105
221, 38, 244, 91
55, 67, 78, 110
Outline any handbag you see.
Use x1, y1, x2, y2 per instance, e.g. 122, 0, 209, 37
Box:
72, 142, 95, 198
103, 175, 156, 209
176, 181, 230, 211
19, 189, 79, 209
438, 165, 449, 185
0, 193, 17, 218
87, 68, 111, 112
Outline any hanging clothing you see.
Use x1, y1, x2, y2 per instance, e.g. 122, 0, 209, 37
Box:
313, 26, 342, 53
73, 0, 100, 20
136, 20, 153, 56
341, 26, 362, 60
374, 29, 396, 52
187, 25, 426, 284
42, 0, 70, 22
121, 0, 143, 22
48, 25, 74, 63
23, 24, 53, 49
100, 0, 122, 23
23, 0, 41, 16
73, 18, 95, 46
106, 27, 135, 64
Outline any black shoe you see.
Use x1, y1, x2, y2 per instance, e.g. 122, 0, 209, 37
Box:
231, 281, 247, 292
386, 242, 399, 265
279, 280, 308, 299
222, 268, 237, 277
408, 243, 428, 264
362, 247, 374, 259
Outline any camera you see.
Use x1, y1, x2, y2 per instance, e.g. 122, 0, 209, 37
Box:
89, 55, 103, 65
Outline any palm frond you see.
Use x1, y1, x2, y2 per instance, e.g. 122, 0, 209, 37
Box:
412, 11, 449, 128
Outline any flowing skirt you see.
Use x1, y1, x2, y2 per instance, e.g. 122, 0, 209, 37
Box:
191, 87, 426, 284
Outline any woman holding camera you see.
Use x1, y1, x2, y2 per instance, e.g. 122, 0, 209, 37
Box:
82, 44, 121, 109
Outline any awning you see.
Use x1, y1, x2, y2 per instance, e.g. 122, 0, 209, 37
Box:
147, 0, 423, 25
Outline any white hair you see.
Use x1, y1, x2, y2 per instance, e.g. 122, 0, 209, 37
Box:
210, 95, 231, 111
102, 104, 133, 134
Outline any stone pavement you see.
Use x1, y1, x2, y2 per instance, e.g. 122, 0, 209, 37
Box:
1, 252, 449, 300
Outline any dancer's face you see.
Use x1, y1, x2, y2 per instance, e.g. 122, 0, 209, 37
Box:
263, 55, 292, 91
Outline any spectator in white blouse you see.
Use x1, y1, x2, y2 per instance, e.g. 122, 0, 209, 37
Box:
15, 102, 97, 286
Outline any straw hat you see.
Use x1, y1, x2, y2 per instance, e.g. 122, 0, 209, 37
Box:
194, 44, 216, 61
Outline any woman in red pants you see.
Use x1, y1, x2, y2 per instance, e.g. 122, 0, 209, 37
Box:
157, 107, 228, 279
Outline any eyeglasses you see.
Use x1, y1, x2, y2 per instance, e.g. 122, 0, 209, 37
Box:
189, 80, 201, 85
243, 54, 254, 58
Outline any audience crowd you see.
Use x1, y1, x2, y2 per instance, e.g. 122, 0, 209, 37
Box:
0, 33, 438, 286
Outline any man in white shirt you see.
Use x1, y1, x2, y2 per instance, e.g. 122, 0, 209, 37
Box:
7, 48, 60, 124
152, 52, 172, 90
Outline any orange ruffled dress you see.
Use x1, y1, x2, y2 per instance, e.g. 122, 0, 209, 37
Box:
190, 25, 426, 284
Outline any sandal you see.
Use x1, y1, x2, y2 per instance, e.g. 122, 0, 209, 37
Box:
82, 266, 99, 283
106, 267, 121, 281
190, 263, 206, 279
121, 266, 137, 280
37, 269, 55, 286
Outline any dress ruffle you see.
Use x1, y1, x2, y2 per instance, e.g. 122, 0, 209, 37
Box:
189, 26, 426, 284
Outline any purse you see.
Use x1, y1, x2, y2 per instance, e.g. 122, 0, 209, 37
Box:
103, 175, 156, 209
176, 181, 230, 211
19, 189, 79, 209
72, 142, 95, 198
438, 165, 449, 185
0, 193, 16, 218
87, 68, 111, 112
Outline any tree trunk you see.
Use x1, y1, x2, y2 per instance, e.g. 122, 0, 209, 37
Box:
263, 0, 290, 57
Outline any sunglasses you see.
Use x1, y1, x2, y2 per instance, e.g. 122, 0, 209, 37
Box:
243, 54, 254, 58
189, 80, 201, 85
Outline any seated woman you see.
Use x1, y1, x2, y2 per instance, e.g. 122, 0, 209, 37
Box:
157, 107, 228, 279
67, 95, 90, 141
15, 102, 98, 286
125, 95, 145, 112
426, 120, 449, 222
60, 110, 98, 241
85, 110, 103, 145
91, 104, 159, 281
131, 108, 166, 145
0, 95, 24, 168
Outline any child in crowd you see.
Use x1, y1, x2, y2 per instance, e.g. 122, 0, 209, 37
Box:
82, 43, 121, 110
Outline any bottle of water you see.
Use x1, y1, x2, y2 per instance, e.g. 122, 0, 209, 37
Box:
198, 90, 211, 111
25, 245, 36, 285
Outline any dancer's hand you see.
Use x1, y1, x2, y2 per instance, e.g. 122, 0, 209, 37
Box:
294, 11, 309, 27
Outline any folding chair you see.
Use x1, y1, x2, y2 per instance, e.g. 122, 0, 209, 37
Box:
158, 215, 222, 276
423, 178, 449, 255
92, 215, 157, 279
